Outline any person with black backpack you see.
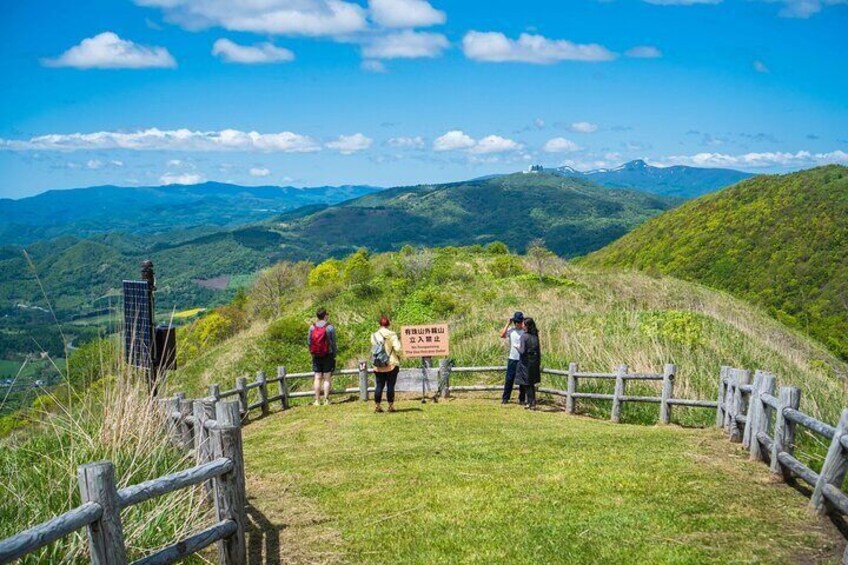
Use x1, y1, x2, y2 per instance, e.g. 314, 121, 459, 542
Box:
370, 315, 402, 413
516, 317, 542, 410
308, 308, 337, 406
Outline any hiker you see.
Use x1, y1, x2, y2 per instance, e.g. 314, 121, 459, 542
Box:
516, 317, 542, 410
371, 315, 402, 413
500, 312, 526, 404
308, 308, 337, 406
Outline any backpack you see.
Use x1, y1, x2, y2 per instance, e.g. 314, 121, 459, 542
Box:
371, 332, 391, 368
309, 325, 330, 357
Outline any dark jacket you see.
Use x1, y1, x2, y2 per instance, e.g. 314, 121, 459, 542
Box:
515, 333, 541, 386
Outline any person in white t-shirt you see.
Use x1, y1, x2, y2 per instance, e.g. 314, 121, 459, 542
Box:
499, 311, 526, 405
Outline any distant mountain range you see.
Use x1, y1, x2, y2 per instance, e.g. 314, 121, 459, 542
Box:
0, 182, 380, 245
544, 159, 754, 198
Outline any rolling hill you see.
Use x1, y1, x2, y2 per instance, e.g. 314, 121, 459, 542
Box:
0, 181, 379, 245
584, 165, 848, 359
550, 159, 754, 198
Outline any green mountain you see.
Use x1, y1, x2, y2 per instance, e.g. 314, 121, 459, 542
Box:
584, 165, 848, 359
0, 181, 379, 245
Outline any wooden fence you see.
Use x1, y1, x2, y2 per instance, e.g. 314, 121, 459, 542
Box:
0, 400, 246, 565
716, 366, 848, 517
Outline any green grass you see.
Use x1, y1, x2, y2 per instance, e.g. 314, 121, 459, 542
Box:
242, 398, 840, 564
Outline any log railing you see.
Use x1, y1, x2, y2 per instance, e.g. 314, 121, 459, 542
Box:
0, 400, 247, 565
716, 365, 848, 518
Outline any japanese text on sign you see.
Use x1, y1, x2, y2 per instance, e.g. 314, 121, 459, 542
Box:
400, 324, 450, 358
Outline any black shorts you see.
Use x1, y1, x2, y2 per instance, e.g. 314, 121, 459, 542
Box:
312, 354, 336, 374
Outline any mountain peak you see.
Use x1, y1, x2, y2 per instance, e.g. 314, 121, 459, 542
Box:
625, 159, 649, 170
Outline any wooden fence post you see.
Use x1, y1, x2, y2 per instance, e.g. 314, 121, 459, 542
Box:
193, 400, 208, 464
210, 423, 247, 565
716, 366, 728, 428
723, 368, 736, 433
659, 364, 676, 425
216, 399, 241, 428
749, 372, 775, 462
730, 369, 751, 443
178, 398, 194, 451
256, 371, 269, 416
164, 396, 180, 445
358, 361, 369, 402
811, 409, 848, 515
566, 362, 578, 414
209, 384, 221, 403
277, 366, 289, 410
236, 376, 248, 417
742, 370, 761, 447
611, 365, 627, 423
770, 386, 801, 479
439, 359, 451, 399
78, 461, 127, 565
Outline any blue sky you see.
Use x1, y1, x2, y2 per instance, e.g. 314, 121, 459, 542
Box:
1, 0, 846, 198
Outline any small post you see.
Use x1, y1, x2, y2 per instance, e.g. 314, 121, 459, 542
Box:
209, 383, 221, 402
178, 398, 194, 451
78, 461, 128, 565
771, 386, 801, 479
611, 364, 627, 424
439, 359, 451, 399
165, 395, 180, 445
742, 371, 762, 448
723, 369, 737, 433
358, 361, 369, 402
193, 400, 208, 464
730, 369, 751, 443
659, 363, 676, 425
716, 366, 728, 428
749, 372, 775, 462
810, 409, 848, 515
566, 362, 578, 414
211, 424, 247, 565
236, 376, 248, 417
256, 371, 269, 416
216, 399, 242, 428
277, 366, 288, 410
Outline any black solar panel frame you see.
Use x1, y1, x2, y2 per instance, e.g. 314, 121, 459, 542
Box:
123, 280, 155, 369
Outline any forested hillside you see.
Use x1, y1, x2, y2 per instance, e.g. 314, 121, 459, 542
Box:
585, 165, 848, 359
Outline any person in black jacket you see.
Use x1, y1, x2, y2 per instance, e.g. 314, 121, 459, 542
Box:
516, 317, 541, 410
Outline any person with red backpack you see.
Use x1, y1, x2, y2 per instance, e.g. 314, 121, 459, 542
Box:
308, 308, 337, 406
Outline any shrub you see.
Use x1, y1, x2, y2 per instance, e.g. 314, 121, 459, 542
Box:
487, 241, 509, 255
342, 249, 374, 287
489, 255, 525, 279
639, 310, 706, 347
308, 259, 343, 288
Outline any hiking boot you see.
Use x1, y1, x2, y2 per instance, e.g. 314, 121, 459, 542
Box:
374, 404, 384, 413
313, 400, 321, 407
387, 403, 396, 413
322, 398, 330, 406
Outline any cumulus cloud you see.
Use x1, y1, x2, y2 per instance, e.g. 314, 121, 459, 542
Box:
543, 137, 581, 153
625, 45, 662, 58
753, 60, 769, 73
361, 59, 387, 72
387, 136, 425, 149
42, 32, 176, 69
642, 0, 721, 4
368, 0, 446, 28
362, 30, 449, 59
135, 0, 368, 37
325, 133, 373, 154
570, 122, 599, 133
160, 172, 205, 185
777, 0, 847, 17
433, 130, 521, 154
212, 39, 294, 64
249, 167, 271, 176
661, 150, 848, 169
0, 128, 322, 153
462, 31, 615, 64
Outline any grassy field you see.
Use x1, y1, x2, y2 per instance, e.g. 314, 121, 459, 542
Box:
241, 398, 840, 564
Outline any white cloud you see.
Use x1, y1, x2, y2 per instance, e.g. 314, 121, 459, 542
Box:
86, 159, 103, 170
387, 136, 425, 149
368, 0, 446, 28
167, 159, 183, 166
660, 150, 848, 169
0, 128, 322, 153
42, 32, 176, 69
625, 45, 662, 58
776, 0, 847, 17
135, 0, 368, 37
362, 30, 449, 59
753, 60, 769, 73
470, 135, 522, 154
570, 122, 599, 133
543, 137, 581, 153
433, 130, 521, 154
110, 160, 124, 167
159, 172, 205, 185
433, 130, 476, 152
325, 133, 373, 154
643, 0, 721, 4
250, 167, 271, 176
462, 31, 615, 64
361, 59, 387, 72
212, 39, 294, 64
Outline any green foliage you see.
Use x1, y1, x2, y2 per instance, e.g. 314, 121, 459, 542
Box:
177, 306, 245, 365
639, 310, 706, 347
586, 165, 848, 360
308, 259, 343, 288
487, 241, 509, 255
489, 254, 525, 279
66, 337, 118, 388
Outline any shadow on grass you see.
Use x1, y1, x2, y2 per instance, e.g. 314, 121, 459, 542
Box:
246, 502, 284, 565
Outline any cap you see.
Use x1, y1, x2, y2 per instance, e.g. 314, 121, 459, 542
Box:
512, 311, 525, 322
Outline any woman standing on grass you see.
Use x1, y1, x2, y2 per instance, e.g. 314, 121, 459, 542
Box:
516, 317, 541, 410
371, 315, 402, 413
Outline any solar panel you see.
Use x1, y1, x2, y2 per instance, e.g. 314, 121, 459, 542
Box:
123, 280, 154, 369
